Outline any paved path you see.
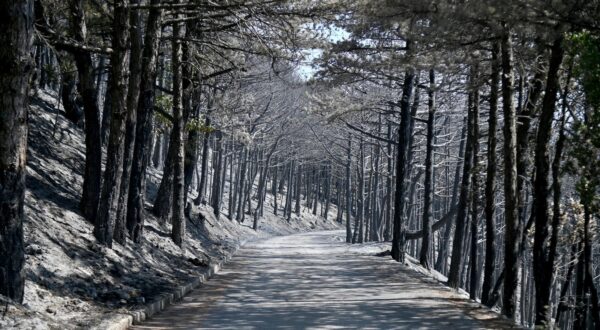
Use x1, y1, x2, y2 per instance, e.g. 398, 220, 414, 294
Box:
132, 231, 517, 329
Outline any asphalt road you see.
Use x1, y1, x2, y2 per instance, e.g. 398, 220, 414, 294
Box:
131, 230, 517, 329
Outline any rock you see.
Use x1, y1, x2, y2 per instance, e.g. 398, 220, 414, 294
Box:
188, 257, 208, 267
119, 299, 127, 305
25, 244, 43, 256
46, 306, 56, 314
110, 264, 126, 278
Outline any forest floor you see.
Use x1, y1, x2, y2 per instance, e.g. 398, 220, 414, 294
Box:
132, 230, 519, 330
0, 90, 341, 330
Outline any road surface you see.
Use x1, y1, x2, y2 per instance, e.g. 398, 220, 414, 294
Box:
132, 231, 517, 329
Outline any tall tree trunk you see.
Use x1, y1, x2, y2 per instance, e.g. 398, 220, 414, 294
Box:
285, 160, 295, 221
532, 35, 564, 326
357, 138, 365, 243
435, 118, 466, 273
391, 67, 415, 262
383, 121, 393, 241
126, 0, 162, 242
420, 69, 436, 269
0, 0, 33, 303
582, 205, 600, 328
211, 131, 223, 220
346, 135, 353, 243
114, 0, 143, 244
469, 63, 480, 299
501, 27, 521, 319
194, 101, 212, 205
294, 163, 301, 214
448, 79, 475, 289
170, 7, 186, 247
235, 147, 248, 222
182, 49, 199, 205
94, 0, 130, 247
69, 0, 102, 223
481, 41, 499, 305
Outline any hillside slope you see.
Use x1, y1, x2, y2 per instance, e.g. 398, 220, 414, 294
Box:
1, 90, 341, 329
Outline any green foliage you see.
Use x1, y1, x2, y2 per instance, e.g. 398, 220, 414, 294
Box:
570, 32, 600, 110
187, 117, 216, 134
154, 95, 173, 128
567, 31, 600, 212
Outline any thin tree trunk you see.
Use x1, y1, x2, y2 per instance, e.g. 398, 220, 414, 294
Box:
469, 63, 480, 299
448, 78, 475, 289
346, 135, 353, 243
170, 6, 186, 247
211, 132, 223, 220
420, 69, 436, 269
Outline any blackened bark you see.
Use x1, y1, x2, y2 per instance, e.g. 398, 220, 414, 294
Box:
285, 160, 295, 221
357, 138, 364, 243
68, 0, 102, 224
126, 0, 163, 243
152, 134, 176, 220
346, 135, 353, 243
383, 121, 393, 241
481, 41, 499, 306
468, 63, 480, 300
294, 163, 301, 214
420, 69, 435, 269
391, 68, 415, 262
532, 35, 564, 326
435, 118, 466, 273
101, 76, 112, 146
448, 79, 475, 289
94, 0, 130, 247
235, 147, 248, 222
211, 132, 223, 220
194, 111, 211, 205
272, 161, 278, 215
114, 0, 143, 245
0, 0, 33, 303
60, 66, 82, 123
500, 28, 520, 319
170, 8, 186, 246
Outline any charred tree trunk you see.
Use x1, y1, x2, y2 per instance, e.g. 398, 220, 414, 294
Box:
170, 9, 186, 247
69, 0, 102, 223
391, 68, 415, 262
420, 69, 436, 269
0, 0, 34, 303
532, 35, 564, 326
346, 135, 353, 243
448, 76, 475, 289
469, 63, 480, 299
481, 41, 499, 306
211, 131, 223, 220
126, 0, 162, 243
501, 28, 521, 319
94, 0, 130, 247
114, 0, 143, 244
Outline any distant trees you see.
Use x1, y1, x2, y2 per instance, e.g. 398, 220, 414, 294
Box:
307, 1, 600, 328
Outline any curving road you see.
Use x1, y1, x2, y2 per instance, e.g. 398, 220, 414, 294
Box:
132, 231, 517, 329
